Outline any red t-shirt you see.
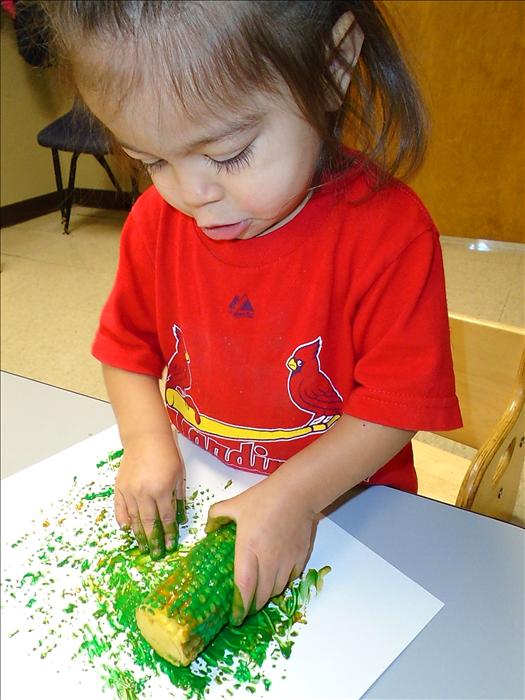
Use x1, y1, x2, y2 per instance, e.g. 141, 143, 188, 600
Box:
92, 168, 462, 492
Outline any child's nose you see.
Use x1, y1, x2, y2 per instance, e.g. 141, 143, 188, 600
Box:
177, 170, 223, 209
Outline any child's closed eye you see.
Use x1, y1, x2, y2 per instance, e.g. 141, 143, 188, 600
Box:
142, 159, 166, 174
205, 143, 254, 175
140, 143, 254, 176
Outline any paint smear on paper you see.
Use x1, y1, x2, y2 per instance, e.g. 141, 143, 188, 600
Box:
2, 449, 329, 699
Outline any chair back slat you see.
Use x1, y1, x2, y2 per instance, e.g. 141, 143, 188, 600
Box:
455, 347, 525, 520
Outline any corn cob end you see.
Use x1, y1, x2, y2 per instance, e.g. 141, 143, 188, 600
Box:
136, 606, 196, 667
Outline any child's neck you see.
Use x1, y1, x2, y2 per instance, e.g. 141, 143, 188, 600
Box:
255, 191, 313, 238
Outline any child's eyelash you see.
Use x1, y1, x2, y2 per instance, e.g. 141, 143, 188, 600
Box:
206, 144, 254, 174
142, 159, 165, 174
141, 143, 254, 176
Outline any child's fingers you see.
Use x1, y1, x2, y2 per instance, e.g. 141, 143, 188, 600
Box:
273, 564, 294, 600
173, 452, 187, 525
176, 498, 187, 525
138, 497, 166, 560
156, 492, 179, 553
114, 487, 131, 531
173, 447, 186, 499
287, 562, 303, 585
231, 544, 258, 626
252, 556, 277, 612
126, 496, 149, 554
204, 501, 233, 533
174, 481, 187, 525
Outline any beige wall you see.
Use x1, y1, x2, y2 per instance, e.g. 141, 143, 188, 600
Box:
0, 14, 115, 207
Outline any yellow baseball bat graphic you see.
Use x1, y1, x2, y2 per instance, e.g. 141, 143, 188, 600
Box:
165, 388, 339, 441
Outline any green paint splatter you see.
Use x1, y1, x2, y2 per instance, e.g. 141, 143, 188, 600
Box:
97, 448, 125, 469
77, 624, 111, 660
84, 488, 114, 501
18, 571, 43, 587
1, 447, 331, 700
103, 665, 146, 699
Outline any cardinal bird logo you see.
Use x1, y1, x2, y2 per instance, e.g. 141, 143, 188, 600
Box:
166, 324, 201, 424
286, 337, 343, 425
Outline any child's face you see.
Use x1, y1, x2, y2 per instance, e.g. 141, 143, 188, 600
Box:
84, 85, 322, 240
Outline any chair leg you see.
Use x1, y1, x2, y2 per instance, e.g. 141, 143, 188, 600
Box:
94, 154, 123, 192
51, 149, 66, 223
64, 152, 79, 234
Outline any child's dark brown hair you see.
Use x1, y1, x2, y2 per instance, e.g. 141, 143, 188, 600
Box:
36, 0, 427, 187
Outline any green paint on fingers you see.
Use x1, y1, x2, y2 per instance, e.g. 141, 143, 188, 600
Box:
147, 519, 165, 561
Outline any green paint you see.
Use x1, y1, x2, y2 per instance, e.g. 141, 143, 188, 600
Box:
231, 583, 246, 626
97, 448, 124, 469
147, 518, 165, 561
78, 624, 111, 660
176, 498, 187, 525
18, 571, 43, 587
87, 522, 330, 698
84, 488, 114, 500
134, 527, 149, 554
224, 479, 233, 489
103, 664, 146, 699
1, 447, 330, 700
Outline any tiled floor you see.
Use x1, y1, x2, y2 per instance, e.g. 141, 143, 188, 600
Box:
1, 206, 524, 519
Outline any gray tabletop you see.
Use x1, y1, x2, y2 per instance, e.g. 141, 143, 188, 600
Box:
2, 370, 524, 699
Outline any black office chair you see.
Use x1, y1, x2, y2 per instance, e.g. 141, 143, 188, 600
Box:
37, 104, 137, 234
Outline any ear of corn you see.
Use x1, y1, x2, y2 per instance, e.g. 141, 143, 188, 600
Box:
135, 523, 236, 666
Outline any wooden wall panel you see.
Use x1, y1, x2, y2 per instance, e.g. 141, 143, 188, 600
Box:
381, 1, 524, 243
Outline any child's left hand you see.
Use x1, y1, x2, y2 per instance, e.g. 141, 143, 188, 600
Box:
205, 477, 317, 625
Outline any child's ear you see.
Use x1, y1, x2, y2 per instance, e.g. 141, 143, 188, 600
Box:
327, 11, 364, 110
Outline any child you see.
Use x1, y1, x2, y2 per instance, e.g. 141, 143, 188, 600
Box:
41, 0, 461, 623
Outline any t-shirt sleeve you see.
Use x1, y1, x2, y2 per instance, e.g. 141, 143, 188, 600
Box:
344, 227, 462, 431
91, 201, 165, 377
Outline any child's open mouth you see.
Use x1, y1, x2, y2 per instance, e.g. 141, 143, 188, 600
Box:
200, 219, 251, 241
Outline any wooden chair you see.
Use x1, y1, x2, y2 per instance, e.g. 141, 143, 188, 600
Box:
434, 315, 525, 522
455, 345, 524, 521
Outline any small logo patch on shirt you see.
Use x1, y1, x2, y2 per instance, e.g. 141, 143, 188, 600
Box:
229, 294, 254, 318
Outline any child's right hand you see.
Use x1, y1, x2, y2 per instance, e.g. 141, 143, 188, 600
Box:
114, 433, 185, 559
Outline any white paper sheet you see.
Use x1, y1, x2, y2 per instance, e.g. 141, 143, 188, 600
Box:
1, 426, 443, 699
